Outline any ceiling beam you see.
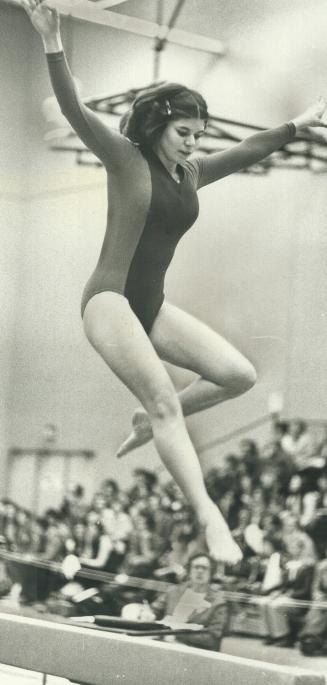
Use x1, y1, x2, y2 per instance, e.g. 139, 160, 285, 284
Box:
52, 0, 225, 54
4, 0, 225, 55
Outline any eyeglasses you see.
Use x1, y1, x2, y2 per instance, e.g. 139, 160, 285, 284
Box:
191, 564, 211, 571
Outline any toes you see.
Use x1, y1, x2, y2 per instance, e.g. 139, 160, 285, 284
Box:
116, 433, 136, 458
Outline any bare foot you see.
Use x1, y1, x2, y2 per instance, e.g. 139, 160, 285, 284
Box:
116, 409, 153, 458
201, 508, 243, 565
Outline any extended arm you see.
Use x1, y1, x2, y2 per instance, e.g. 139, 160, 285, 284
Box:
21, 0, 133, 168
197, 123, 295, 188
196, 98, 327, 188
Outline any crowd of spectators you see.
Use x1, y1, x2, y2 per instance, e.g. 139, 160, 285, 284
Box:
0, 417, 327, 654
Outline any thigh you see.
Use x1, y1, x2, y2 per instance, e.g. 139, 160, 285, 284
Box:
83, 292, 175, 409
150, 302, 254, 384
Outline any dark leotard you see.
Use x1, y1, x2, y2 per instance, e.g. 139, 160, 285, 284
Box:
47, 52, 296, 333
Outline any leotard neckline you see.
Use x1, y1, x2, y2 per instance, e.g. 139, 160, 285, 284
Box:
142, 146, 185, 187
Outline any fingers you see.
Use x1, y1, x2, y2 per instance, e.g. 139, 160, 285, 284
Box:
21, 0, 58, 16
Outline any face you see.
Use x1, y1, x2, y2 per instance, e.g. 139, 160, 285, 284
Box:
93, 493, 106, 511
73, 523, 86, 540
189, 556, 211, 587
87, 510, 100, 524
155, 117, 205, 165
289, 420, 303, 439
238, 508, 251, 526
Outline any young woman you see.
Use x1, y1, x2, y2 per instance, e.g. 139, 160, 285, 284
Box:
22, 0, 327, 564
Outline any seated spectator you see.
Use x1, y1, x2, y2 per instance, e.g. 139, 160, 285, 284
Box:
282, 419, 316, 471
89, 492, 108, 518
238, 439, 261, 481
17, 511, 67, 604
99, 479, 120, 507
306, 469, 327, 559
231, 507, 253, 555
260, 512, 282, 542
79, 520, 119, 573
128, 469, 158, 504
261, 428, 294, 499
262, 537, 315, 647
101, 497, 132, 545
238, 474, 258, 509
280, 512, 317, 564
60, 484, 88, 524
299, 555, 327, 655
27, 516, 46, 554
36, 511, 67, 561
154, 530, 191, 582
15, 509, 33, 553
146, 494, 175, 550
285, 475, 303, 518
69, 520, 87, 557
124, 511, 159, 578
150, 553, 228, 651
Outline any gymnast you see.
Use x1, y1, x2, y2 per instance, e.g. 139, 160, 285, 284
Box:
22, 0, 327, 563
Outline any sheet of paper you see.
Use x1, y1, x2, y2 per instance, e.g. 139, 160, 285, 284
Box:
171, 589, 210, 621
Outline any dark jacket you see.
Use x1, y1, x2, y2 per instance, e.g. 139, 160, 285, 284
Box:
151, 582, 228, 651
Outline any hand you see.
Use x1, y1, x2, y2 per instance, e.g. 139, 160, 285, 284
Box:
61, 554, 81, 580
21, 0, 60, 38
293, 97, 327, 132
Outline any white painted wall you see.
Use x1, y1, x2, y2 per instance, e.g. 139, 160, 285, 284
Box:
1, 3, 327, 495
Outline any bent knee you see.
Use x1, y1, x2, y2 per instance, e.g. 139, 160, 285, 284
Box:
147, 387, 181, 423
235, 363, 257, 393
225, 362, 257, 396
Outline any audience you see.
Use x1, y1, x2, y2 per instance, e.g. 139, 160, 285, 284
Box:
0, 416, 326, 654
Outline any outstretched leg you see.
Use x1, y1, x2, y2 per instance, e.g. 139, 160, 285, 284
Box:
83, 292, 242, 564
117, 302, 256, 456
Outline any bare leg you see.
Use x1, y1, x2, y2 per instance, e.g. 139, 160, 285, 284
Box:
117, 302, 256, 456
83, 292, 242, 564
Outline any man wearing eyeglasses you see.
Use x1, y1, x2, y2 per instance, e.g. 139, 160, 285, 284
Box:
150, 552, 228, 651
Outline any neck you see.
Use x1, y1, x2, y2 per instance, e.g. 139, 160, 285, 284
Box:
152, 145, 177, 176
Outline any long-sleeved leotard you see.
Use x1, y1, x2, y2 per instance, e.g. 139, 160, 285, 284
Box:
46, 52, 296, 333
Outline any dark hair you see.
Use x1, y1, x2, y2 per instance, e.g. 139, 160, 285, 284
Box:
120, 81, 208, 148
274, 420, 289, 435
133, 468, 158, 489
187, 552, 216, 578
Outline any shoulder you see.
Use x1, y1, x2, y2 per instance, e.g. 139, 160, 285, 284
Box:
167, 582, 188, 599
183, 157, 203, 187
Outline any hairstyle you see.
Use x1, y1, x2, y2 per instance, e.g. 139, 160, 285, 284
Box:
187, 552, 217, 579
133, 468, 158, 489
120, 82, 209, 148
102, 478, 119, 494
291, 418, 307, 432
274, 420, 289, 435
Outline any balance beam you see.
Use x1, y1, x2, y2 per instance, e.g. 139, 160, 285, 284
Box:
0, 611, 324, 685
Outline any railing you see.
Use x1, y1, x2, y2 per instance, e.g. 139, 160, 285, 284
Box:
2, 550, 327, 613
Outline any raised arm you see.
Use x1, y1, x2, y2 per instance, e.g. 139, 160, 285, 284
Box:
195, 98, 327, 188
21, 0, 133, 169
